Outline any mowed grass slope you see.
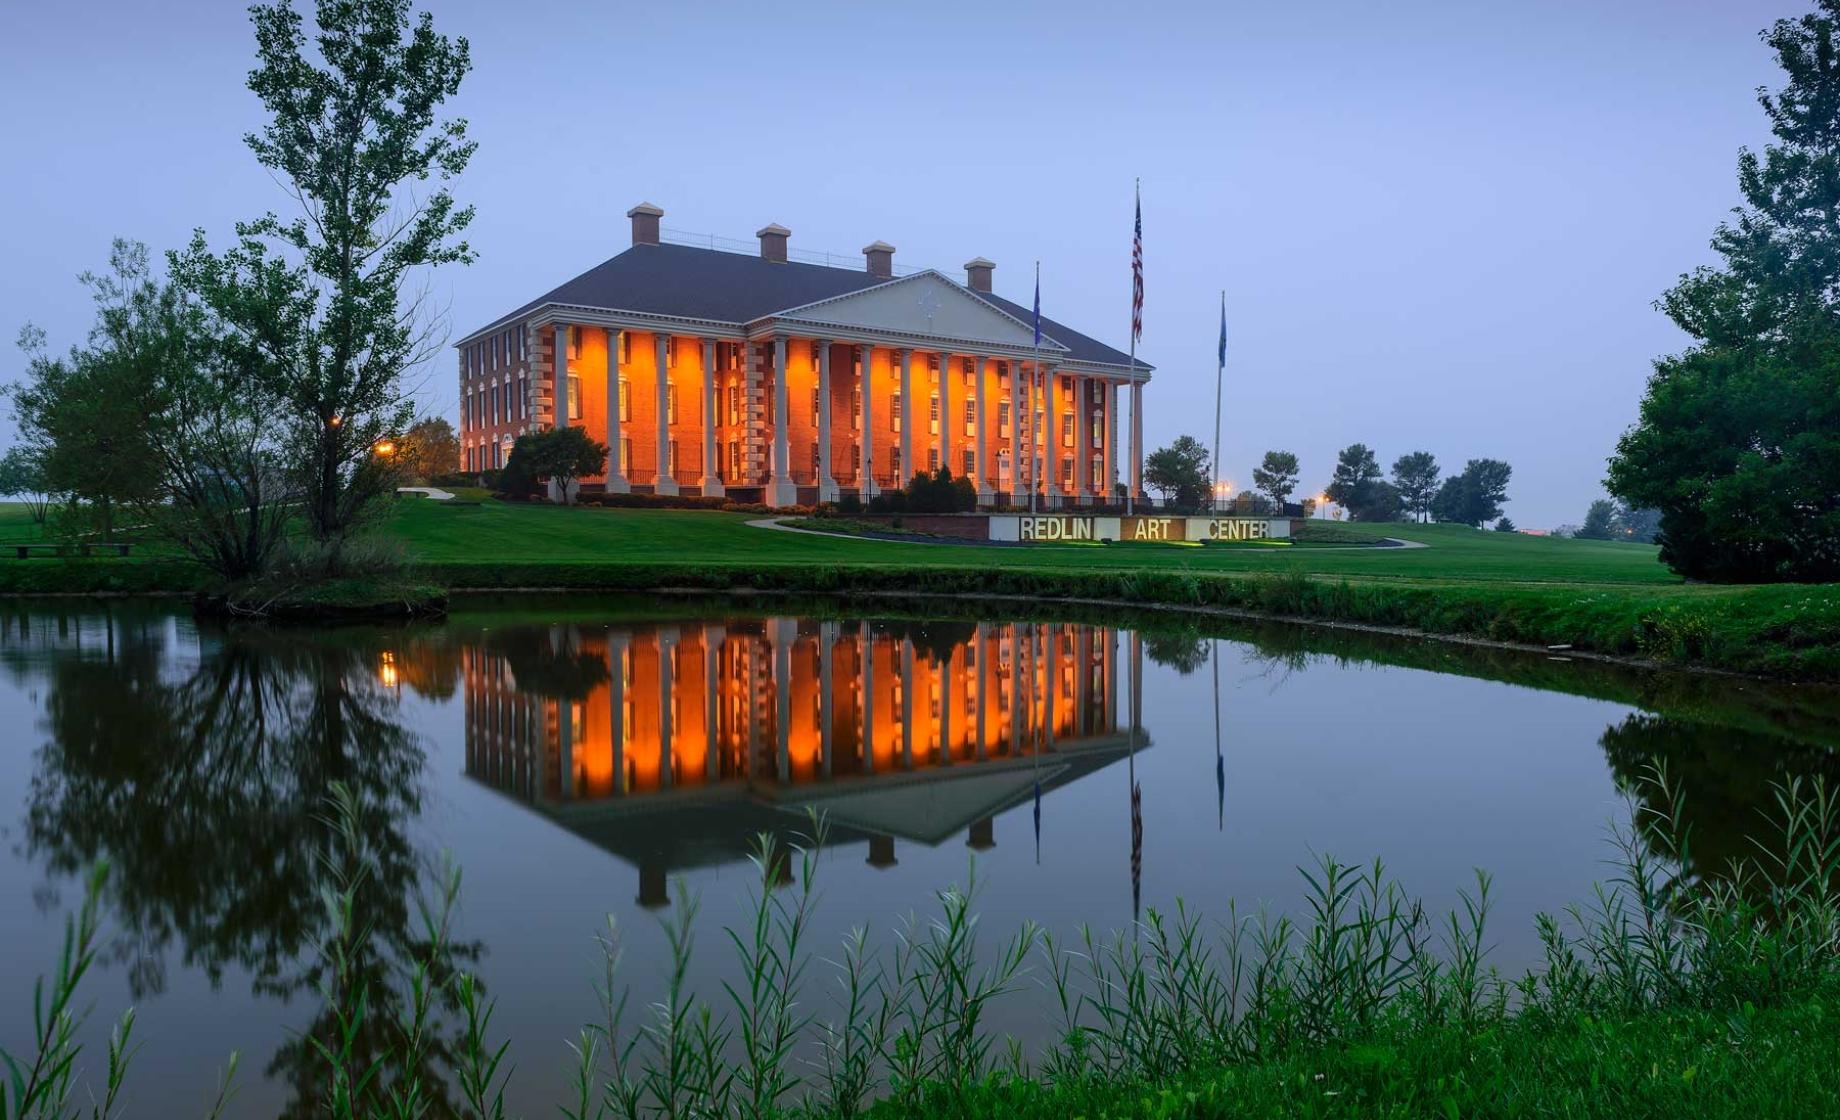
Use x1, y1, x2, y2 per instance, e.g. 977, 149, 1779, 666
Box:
390, 500, 1679, 587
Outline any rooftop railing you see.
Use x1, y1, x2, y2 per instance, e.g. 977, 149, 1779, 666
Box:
660, 226, 927, 277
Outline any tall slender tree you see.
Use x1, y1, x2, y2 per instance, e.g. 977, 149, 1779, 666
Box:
173, 0, 475, 561
1391, 451, 1440, 522
1608, 2, 1840, 581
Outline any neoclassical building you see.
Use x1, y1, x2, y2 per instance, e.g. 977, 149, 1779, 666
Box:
456, 203, 1151, 507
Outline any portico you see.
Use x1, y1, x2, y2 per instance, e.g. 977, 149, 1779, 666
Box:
456, 203, 1152, 508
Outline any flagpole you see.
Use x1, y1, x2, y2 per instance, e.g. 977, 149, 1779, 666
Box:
1212, 289, 1224, 513
1030, 260, 1043, 516
1126, 178, 1143, 518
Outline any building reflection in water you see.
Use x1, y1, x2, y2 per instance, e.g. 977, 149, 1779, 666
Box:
462, 618, 1148, 906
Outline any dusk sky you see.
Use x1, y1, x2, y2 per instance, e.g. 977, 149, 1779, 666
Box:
0, 0, 1792, 528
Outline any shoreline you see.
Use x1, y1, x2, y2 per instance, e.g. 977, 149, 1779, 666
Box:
4, 571, 1832, 685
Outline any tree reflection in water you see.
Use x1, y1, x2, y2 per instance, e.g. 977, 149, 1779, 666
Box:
1601, 712, 1840, 892
19, 617, 473, 1118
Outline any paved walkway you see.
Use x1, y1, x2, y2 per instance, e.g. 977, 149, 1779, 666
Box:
396, 486, 456, 501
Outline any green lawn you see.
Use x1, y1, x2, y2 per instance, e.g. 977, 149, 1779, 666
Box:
389, 500, 1680, 588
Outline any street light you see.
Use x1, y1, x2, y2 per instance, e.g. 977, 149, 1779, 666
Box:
373, 438, 397, 459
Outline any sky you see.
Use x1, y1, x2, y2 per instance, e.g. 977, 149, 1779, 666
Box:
0, 0, 1795, 528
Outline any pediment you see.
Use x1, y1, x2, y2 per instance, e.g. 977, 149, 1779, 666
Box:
770, 272, 1068, 351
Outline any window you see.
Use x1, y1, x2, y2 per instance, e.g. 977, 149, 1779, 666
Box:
810, 339, 823, 368
1092, 414, 1103, 446
518, 325, 527, 360
668, 439, 678, 474
998, 402, 1012, 439
615, 379, 630, 423
851, 389, 862, 430
1092, 458, 1105, 491
620, 438, 631, 474
490, 335, 498, 370
666, 380, 677, 424
812, 387, 821, 421
1062, 414, 1075, 448
963, 399, 975, 437
891, 446, 902, 478
810, 442, 820, 473
892, 394, 903, 432
567, 325, 581, 361
928, 448, 939, 472
728, 441, 740, 478
567, 375, 582, 421
620, 332, 632, 365
728, 385, 740, 427
998, 449, 1012, 482
929, 396, 939, 435
962, 449, 974, 477
1062, 458, 1074, 488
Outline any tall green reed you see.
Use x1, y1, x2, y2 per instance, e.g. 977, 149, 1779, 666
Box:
9, 768, 1840, 1118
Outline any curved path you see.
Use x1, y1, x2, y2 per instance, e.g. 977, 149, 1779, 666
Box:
397, 486, 456, 501
747, 518, 1428, 551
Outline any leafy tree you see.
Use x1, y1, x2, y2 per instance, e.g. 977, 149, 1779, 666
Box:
1607, 3, 1840, 581
507, 426, 606, 504
19, 242, 294, 577
0, 445, 53, 529
1325, 443, 1398, 522
11, 320, 161, 540
171, 0, 476, 554
1578, 499, 1617, 540
1391, 450, 1440, 522
396, 417, 459, 483
1431, 459, 1513, 527
1251, 450, 1300, 510
1614, 502, 1662, 543
1143, 436, 1212, 510
1495, 517, 1517, 532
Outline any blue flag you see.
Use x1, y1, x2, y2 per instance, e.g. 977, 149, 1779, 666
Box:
1217, 292, 1227, 368
1032, 262, 1042, 348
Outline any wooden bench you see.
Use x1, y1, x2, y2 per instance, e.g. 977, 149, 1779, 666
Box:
79, 541, 134, 557
9, 543, 64, 559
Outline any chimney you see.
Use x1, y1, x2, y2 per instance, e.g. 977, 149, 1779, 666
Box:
756, 223, 790, 263
627, 202, 663, 246
862, 240, 896, 279
964, 257, 996, 293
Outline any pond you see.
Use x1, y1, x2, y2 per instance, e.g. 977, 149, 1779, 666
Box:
2, 595, 1836, 1117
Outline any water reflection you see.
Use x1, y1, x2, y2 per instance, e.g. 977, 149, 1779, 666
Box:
7, 601, 1840, 1118
461, 618, 1149, 906
7, 607, 470, 1119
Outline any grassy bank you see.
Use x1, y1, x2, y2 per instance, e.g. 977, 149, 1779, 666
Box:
13, 773, 1840, 1119
4, 499, 1839, 679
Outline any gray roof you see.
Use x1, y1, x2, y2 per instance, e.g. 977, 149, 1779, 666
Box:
968, 290, 1138, 367
461, 242, 1144, 369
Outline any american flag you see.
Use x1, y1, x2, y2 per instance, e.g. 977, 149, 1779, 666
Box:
1130, 181, 1144, 343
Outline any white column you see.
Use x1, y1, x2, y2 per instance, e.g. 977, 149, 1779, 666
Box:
774, 618, 793, 782
858, 345, 877, 499
1043, 368, 1059, 508
699, 338, 721, 497
819, 621, 834, 778
610, 634, 627, 794
549, 324, 571, 502
657, 628, 677, 787
653, 333, 678, 496
973, 623, 988, 760
1108, 380, 1120, 504
898, 348, 913, 488
899, 637, 915, 769
1012, 360, 1027, 504
860, 620, 875, 773
973, 356, 991, 503
1073, 375, 1089, 504
1130, 380, 1144, 505
703, 626, 723, 779
938, 351, 952, 480
817, 339, 838, 502
769, 334, 797, 507
604, 328, 629, 492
